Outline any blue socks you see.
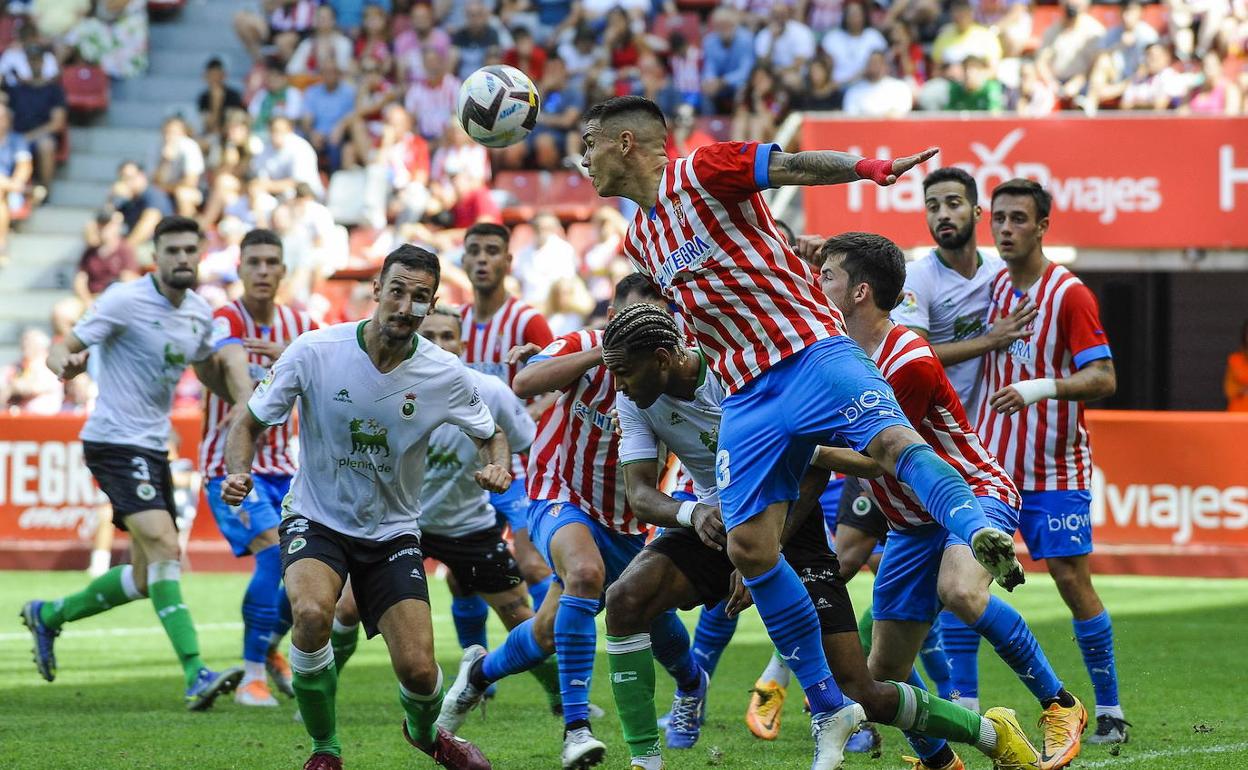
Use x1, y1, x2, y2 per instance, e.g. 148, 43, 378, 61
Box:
243, 545, 282, 663
650, 610, 702, 693
554, 594, 600, 725
743, 557, 844, 715
919, 619, 954, 700
894, 443, 991, 545
529, 574, 554, 612
451, 594, 490, 650
1073, 610, 1120, 709
972, 596, 1062, 702
903, 667, 950, 761
691, 600, 738, 677
939, 609, 981, 704
481, 617, 549, 682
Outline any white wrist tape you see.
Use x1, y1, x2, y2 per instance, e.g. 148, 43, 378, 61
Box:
1012, 378, 1057, 406
676, 500, 697, 527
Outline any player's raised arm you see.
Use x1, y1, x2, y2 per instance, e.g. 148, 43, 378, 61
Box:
511, 334, 603, 399
768, 146, 939, 188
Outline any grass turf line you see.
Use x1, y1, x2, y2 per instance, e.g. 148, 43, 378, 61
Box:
1, 571, 1246, 769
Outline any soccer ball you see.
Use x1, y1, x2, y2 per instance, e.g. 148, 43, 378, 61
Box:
457, 65, 541, 148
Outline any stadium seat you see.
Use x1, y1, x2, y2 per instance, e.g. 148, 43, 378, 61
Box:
147, 0, 185, 9
509, 222, 536, 255
547, 172, 596, 222
0, 15, 18, 50
62, 64, 110, 115
651, 12, 703, 43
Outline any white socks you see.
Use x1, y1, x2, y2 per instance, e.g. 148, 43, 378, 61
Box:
759, 651, 792, 687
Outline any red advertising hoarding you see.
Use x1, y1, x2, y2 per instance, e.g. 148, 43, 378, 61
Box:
802, 116, 1248, 249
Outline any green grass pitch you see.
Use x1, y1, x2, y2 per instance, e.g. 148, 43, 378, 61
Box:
2, 570, 1246, 769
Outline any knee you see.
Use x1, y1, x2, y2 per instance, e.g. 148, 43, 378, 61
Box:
334, 596, 360, 626
937, 583, 986, 620
1047, 559, 1083, 592
726, 533, 777, 577
604, 580, 653, 636
560, 560, 605, 599
395, 658, 441, 695
291, 597, 335, 640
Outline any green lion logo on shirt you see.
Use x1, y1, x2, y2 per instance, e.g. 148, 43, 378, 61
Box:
349, 418, 390, 456
699, 427, 719, 454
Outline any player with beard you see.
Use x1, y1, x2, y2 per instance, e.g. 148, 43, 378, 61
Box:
24, 216, 250, 709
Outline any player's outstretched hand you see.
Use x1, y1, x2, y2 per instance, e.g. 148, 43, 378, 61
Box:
475, 464, 513, 494
506, 342, 543, 365
222, 473, 254, 506
884, 148, 940, 185
692, 504, 727, 551
989, 385, 1027, 415
725, 570, 754, 618
243, 337, 286, 361
794, 234, 826, 263
59, 350, 90, 381
987, 298, 1038, 349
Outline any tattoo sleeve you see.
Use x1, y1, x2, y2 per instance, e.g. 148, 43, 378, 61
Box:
769, 150, 862, 187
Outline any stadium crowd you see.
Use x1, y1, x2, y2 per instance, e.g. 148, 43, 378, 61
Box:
2, 0, 1248, 415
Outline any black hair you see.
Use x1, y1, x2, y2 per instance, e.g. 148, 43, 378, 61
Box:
923, 166, 978, 205
465, 222, 511, 246
380, 243, 441, 288
584, 96, 667, 132
819, 232, 907, 311
240, 228, 282, 251
153, 215, 202, 245
602, 303, 682, 365
612, 272, 663, 309
992, 177, 1052, 220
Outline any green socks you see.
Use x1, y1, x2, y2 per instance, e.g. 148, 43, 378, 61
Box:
331, 619, 360, 673
399, 671, 444, 748
292, 642, 342, 757
857, 604, 874, 657
147, 561, 205, 687
530, 657, 563, 710
39, 565, 142, 630
606, 633, 661, 759
888, 680, 984, 745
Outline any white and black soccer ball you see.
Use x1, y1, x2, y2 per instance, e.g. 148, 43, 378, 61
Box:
457, 65, 541, 149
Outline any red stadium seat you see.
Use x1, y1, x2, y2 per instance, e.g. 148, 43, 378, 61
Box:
62, 64, 110, 115
675, 0, 717, 11
0, 15, 19, 51
147, 0, 185, 12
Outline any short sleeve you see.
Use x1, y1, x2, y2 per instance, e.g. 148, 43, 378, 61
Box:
890, 270, 930, 332
528, 330, 585, 365
1060, 283, 1112, 369
487, 379, 536, 454
617, 396, 660, 465
447, 365, 497, 441
247, 337, 306, 426
71, 283, 126, 347
887, 355, 940, 427
690, 141, 780, 202
521, 311, 555, 349
211, 307, 245, 352
190, 310, 215, 363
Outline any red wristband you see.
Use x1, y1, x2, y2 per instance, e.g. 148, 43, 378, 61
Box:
855, 158, 893, 185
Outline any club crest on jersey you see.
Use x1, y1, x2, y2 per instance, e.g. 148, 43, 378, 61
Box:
401, 392, 417, 420
672, 204, 688, 229
657, 234, 712, 289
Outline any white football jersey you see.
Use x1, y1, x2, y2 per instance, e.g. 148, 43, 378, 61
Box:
248, 320, 496, 541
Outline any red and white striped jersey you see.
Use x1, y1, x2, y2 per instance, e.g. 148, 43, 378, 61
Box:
201, 301, 317, 478
460, 296, 555, 388
865, 325, 1020, 530
975, 263, 1113, 491
621, 141, 844, 396
525, 330, 644, 535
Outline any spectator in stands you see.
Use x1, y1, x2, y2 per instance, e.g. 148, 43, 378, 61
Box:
802, 0, 847, 36
110, 161, 171, 249
198, 215, 246, 303
666, 31, 703, 109
197, 57, 245, 145
66, 0, 148, 79
1181, 51, 1243, 114
1037, 0, 1106, 101
234, 0, 317, 63
252, 115, 324, 203
932, 0, 1003, 67
395, 2, 452, 84
1121, 42, 1189, 110
404, 47, 462, 140
151, 116, 205, 217
6, 40, 65, 192
558, 25, 604, 95
1012, 56, 1058, 115
453, 1, 504, 80
343, 55, 398, 169
0, 327, 62, 414
509, 55, 582, 170
582, 204, 628, 302
515, 212, 577, 306
731, 63, 790, 142
431, 120, 491, 187
887, 20, 928, 87
544, 275, 596, 335
755, 2, 817, 90
949, 54, 1005, 111
287, 4, 353, 78
248, 57, 305, 134
503, 26, 548, 82
372, 103, 430, 225
843, 50, 914, 116
274, 182, 343, 304
603, 7, 647, 96
0, 104, 31, 262
1083, 0, 1159, 113
701, 7, 755, 113
302, 58, 357, 171
1169, 0, 1232, 61
665, 102, 715, 158
1225, 320, 1248, 412
74, 208, 137, 306
793, 53, 843, 110
635, 53, 682, 118
354, 4, 395, 77
326, 0, 392, 35
822, 2, 888, 88
206, 109, 262, 186
441, 164, 502, 229
0, 24, 59, 87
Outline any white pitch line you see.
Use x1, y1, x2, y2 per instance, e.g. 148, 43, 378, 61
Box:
0, 621, 243, 643
1074, 741, 1248, 768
